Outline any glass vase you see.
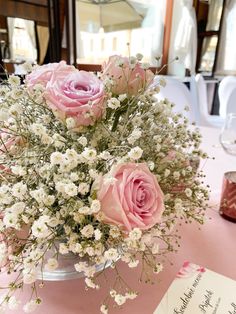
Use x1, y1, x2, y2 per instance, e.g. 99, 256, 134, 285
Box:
36, 244, 112, 281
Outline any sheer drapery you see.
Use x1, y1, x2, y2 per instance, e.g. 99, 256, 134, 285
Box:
136, 0, 166, 66
75, 2, 84, 59
174, 0, 197, 74
23, 19, 37, 61
7, 17, 16, 60
216, 0, 236, 74
168, 0, 197, 75
206, 0, 223, 31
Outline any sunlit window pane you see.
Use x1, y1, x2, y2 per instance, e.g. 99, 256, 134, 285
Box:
199, 36, 218, 73
76, 0, 166, 65
8, 17, 37, 62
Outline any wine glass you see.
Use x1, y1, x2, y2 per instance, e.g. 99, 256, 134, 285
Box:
219, 113, 236, 155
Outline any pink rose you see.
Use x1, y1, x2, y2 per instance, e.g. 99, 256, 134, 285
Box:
25, 61, 76, 90
101, 55, 154, 96
44, 70, 105, 127
97, 163, 164, 231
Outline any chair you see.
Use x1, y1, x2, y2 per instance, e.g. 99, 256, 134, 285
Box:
154, 76, 197, 124
218, 76, 236, 118
195, 73, 224, 128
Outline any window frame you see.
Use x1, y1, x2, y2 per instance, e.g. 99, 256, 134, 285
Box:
194, 0, 226, 77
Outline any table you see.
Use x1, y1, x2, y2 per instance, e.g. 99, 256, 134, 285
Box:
1, 126, 236, 314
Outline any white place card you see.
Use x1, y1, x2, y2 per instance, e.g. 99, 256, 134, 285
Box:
154, 262, 236, 314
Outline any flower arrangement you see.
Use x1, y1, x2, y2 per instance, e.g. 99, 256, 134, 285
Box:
0, 55, 208, 313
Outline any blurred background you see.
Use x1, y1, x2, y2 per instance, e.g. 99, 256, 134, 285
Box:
0, 0, 234, 77
3, 0, 236, 126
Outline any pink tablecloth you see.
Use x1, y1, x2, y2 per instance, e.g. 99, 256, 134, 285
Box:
1, 127, 236, 314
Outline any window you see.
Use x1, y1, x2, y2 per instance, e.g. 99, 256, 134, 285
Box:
199, 35, 218, 73
75, 0, 167, 66
8, 17, 37, 62
194, 0, 224, 76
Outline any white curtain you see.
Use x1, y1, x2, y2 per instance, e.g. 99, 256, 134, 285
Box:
75, 1, 84, 59
24, 19, 37, 61
206, 0, 223, 31
140, 0, 166, 65
7, 17, 16, 59
168, 0, 197, 75
216, 0, 236, 74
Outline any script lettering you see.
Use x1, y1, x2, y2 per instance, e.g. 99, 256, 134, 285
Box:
198, 290, 214, 313
174, 273, 203, 313
228, 302, 236, 314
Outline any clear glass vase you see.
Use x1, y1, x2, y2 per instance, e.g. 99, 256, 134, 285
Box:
36, 245, 111, 281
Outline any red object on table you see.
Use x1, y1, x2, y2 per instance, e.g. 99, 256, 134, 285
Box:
220, 172, 236, 222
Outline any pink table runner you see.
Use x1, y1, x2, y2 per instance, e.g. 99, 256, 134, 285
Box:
1, 127, 236, 314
